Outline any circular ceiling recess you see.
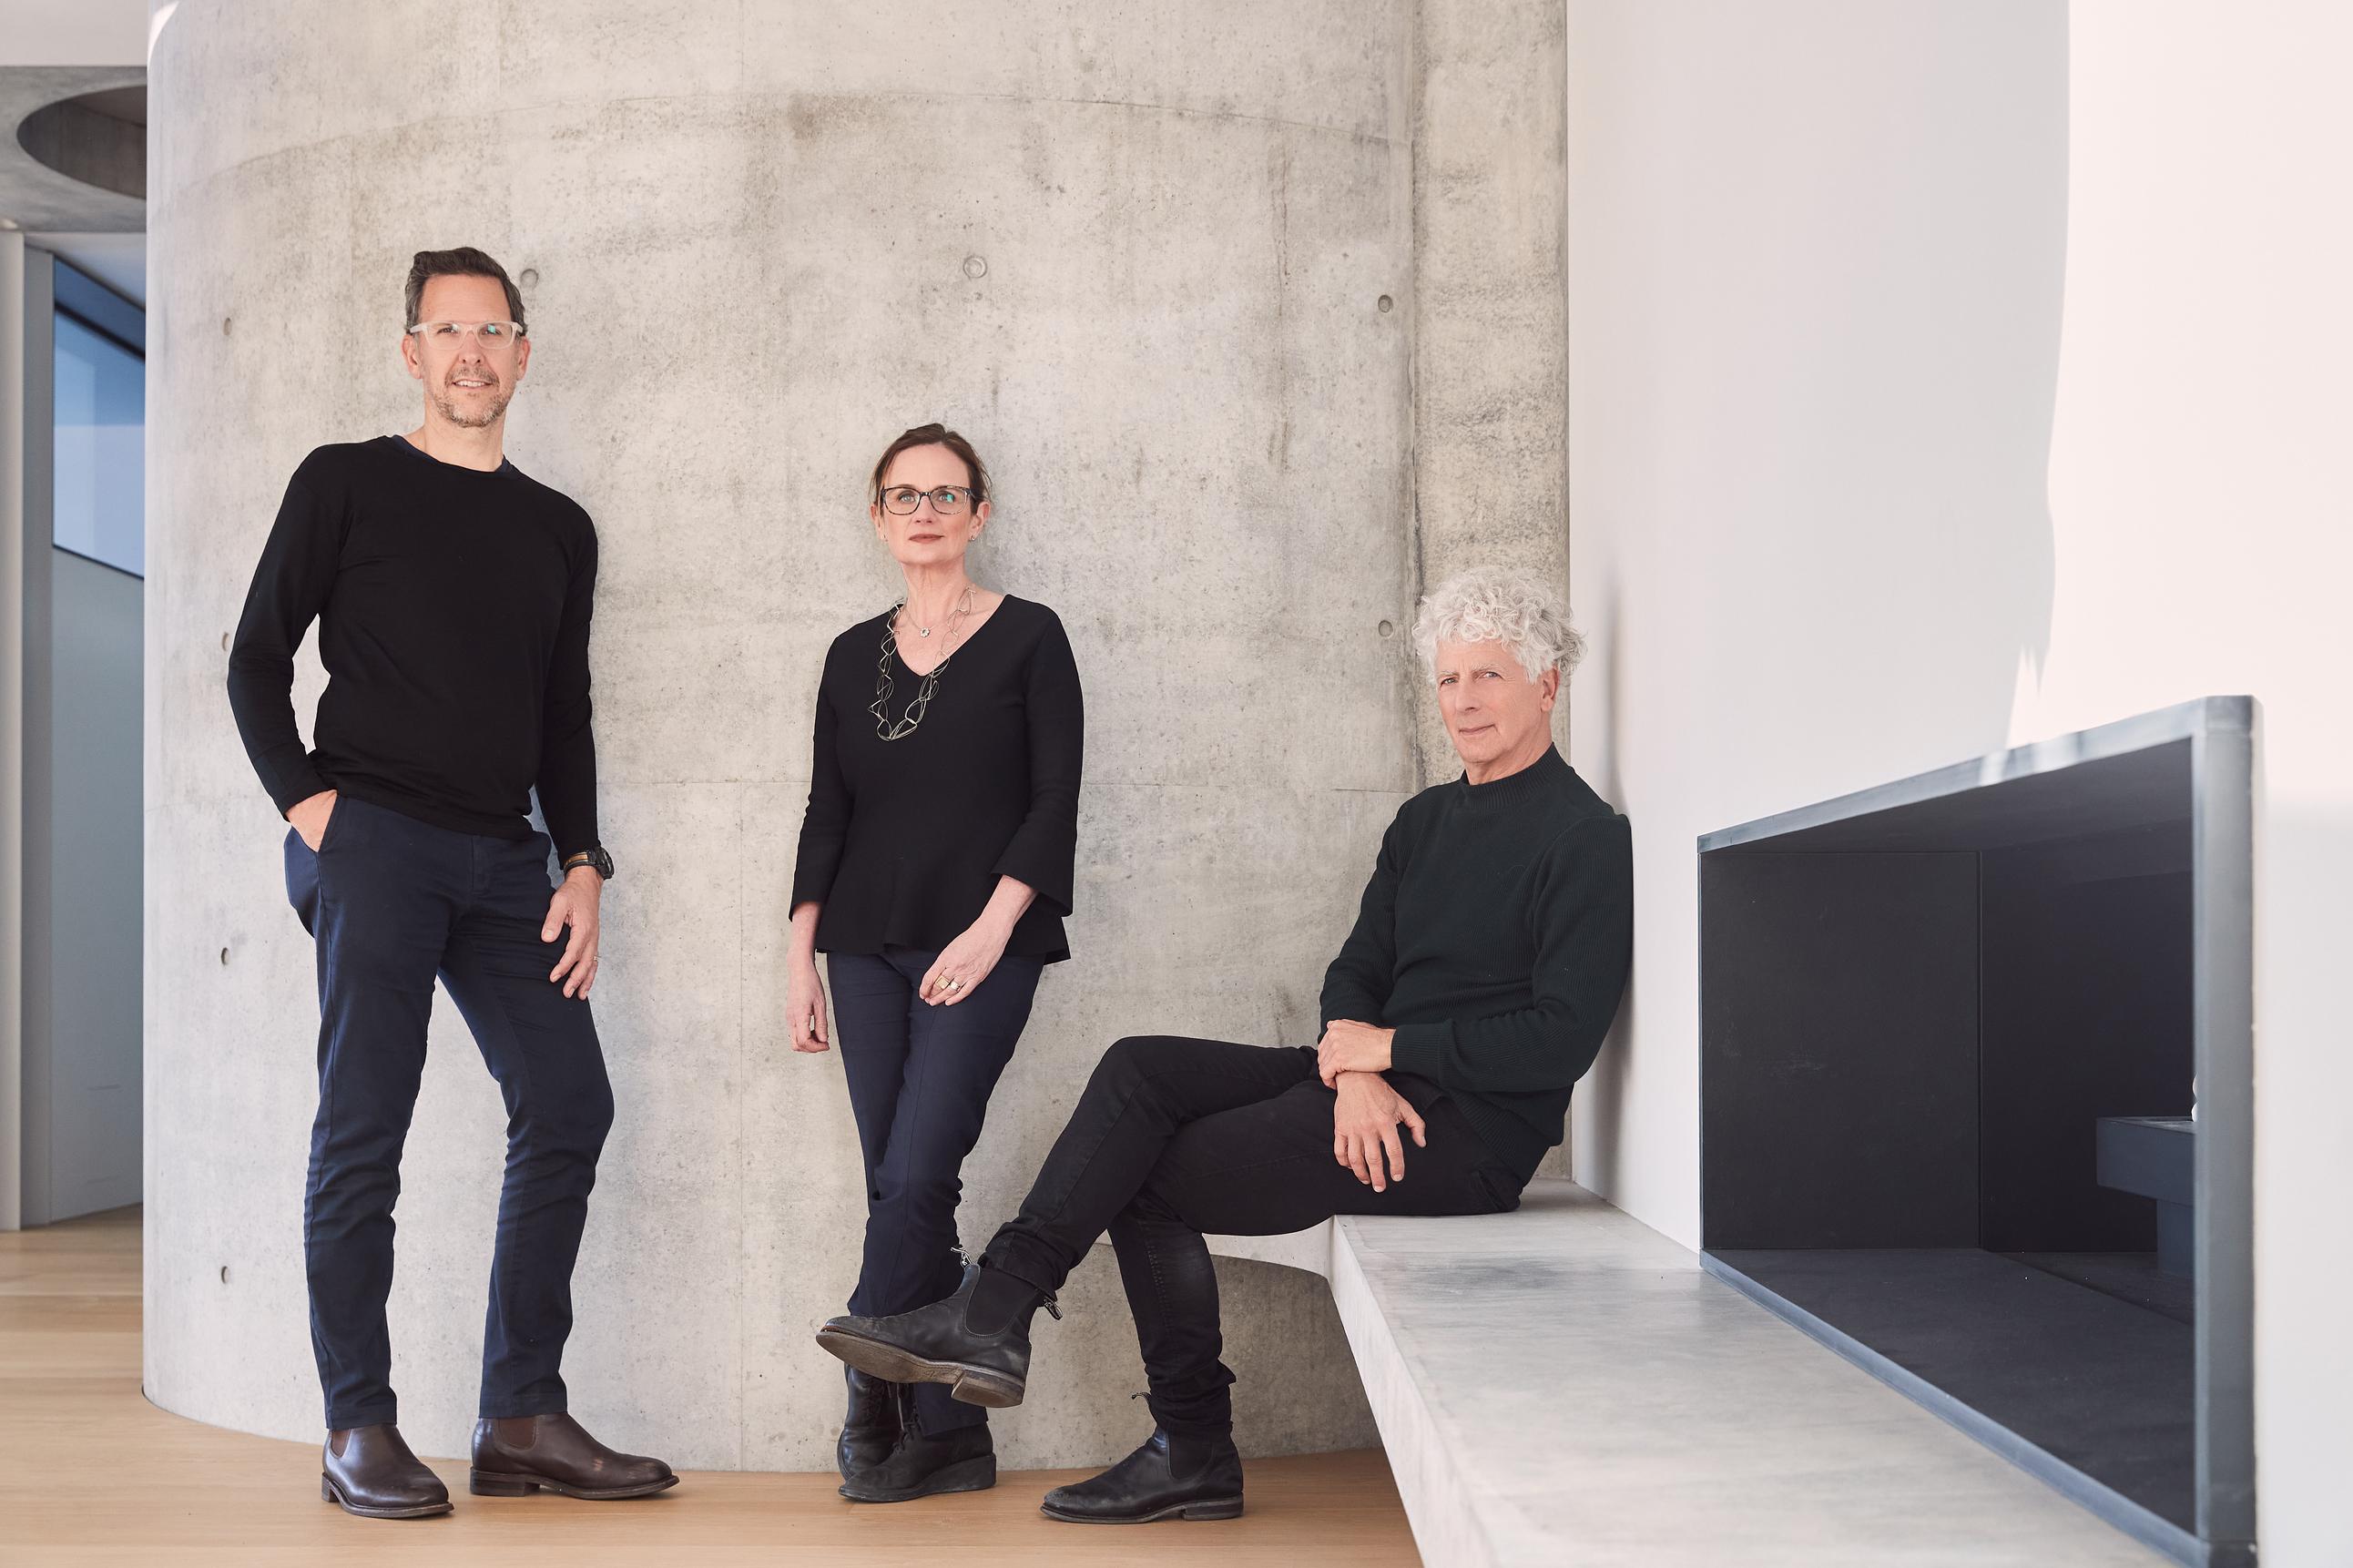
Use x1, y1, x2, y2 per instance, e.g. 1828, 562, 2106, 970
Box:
17, 85, 146, 201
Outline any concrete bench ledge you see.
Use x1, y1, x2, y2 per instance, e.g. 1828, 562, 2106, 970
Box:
1217, 1179, 2168, 1567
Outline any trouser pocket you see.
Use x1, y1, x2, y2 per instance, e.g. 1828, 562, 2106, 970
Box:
283, 828, 321, 932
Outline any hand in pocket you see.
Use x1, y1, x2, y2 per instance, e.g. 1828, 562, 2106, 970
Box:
289, 789, 339, 852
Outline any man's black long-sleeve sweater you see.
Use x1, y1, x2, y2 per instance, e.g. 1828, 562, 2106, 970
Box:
1320, 747, 1633, 1184
226, 437, 601, 858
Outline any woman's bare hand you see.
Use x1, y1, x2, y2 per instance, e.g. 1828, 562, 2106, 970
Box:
920, 919, 1010, 1006
788, 960, 830, 1052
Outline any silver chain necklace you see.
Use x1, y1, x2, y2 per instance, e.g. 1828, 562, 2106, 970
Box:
871, 588, 973, 741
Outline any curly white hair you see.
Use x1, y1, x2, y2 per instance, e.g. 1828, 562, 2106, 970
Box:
1411, 568, 1584, 681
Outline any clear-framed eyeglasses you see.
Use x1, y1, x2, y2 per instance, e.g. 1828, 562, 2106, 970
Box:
880, 485, 978, 515
408, 320, 527, 350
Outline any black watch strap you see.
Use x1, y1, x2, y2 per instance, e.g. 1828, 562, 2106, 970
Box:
562, 845, 615, 880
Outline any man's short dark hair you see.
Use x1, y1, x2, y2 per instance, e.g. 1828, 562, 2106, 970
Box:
404, 247, 527, 332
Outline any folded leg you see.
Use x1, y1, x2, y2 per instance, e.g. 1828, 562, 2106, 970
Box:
983, 1035, 1321, 1291
1105, 1081, 1518, 1437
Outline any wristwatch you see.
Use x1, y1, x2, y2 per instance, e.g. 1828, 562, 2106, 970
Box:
562, 845, 616, 881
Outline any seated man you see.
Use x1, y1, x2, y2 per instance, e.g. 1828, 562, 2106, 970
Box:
816, 567, 1634, 1524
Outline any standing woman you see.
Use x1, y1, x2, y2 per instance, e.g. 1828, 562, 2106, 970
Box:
788, 423, 1083, 1503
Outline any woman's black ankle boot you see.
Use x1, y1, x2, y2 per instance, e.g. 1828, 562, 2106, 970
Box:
837, 1364, 901, 1481
837, 1388, 997, 1504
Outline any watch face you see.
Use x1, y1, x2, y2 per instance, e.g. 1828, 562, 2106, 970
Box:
593, 846, 616, 878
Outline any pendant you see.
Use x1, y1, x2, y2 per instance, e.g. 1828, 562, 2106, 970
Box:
918, 626, 932, 636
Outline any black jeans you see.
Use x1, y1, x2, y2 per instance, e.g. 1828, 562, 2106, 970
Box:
830, 945, 1044, 1435
285, 797, 615, 1431
984, 1035, 1520, 1439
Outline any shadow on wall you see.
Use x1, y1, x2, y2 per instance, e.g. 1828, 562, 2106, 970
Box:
1564, 0, 2070, 1215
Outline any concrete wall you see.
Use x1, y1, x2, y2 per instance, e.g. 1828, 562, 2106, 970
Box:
1565, 2, 2352, 1560
1409, 0, 1571, 784
144, 1, 1568, 1471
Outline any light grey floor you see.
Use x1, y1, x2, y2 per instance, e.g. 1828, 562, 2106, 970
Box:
1309, 1180, 2173, 1567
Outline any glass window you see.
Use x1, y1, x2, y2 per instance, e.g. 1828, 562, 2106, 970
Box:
54, 301, 146, 578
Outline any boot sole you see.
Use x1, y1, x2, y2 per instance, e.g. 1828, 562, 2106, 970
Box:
837, 1453, 998, 1503
815, 1325, 1025, 1409
321, 1472, 453, 1519
1040, 1494, 1246, 1524
468, 1467, 680, 1501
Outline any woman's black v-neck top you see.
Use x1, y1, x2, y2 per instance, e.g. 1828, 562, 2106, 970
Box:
792, 595, 1084, 962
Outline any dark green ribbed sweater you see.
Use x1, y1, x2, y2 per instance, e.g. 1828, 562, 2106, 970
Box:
1319, 748, 1634, 1184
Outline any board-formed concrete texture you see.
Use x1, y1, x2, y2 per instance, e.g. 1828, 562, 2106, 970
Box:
142, 1, 1564, 1471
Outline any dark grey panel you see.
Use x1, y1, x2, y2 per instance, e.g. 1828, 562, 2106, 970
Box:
1978, 831, 2194, 1252
2098, 1119, 2195, 1208
1696, 697, 2256, 1563
1700, 852, 1979, 1248
1698, 700, 2236, 855
2008, 1251, 2194, 1326
1716, 740, 2189, 856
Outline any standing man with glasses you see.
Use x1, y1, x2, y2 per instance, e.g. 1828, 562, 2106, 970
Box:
228, 247, 675, 1519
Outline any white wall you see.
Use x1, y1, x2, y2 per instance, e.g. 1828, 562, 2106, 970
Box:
2024, 8, 2353, 1560
1566, 2, 2350, 1561
1564, 0, 2066, 1227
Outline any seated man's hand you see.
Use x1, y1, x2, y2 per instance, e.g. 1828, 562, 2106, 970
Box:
1317, 1019, 1395, 1085
1331, 1072, 1427, 1193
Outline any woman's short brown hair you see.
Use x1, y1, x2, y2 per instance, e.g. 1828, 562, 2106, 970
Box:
869, 423, 991, 508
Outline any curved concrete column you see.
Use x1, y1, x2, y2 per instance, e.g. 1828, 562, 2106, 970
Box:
142, 0, 1442, 1470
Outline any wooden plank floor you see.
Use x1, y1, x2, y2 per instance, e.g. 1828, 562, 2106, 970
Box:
0, 1207, 1421, 1566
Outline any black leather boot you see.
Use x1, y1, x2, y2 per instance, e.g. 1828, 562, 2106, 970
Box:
320, 1423, 453, 1519
838, 1387, 997, 1503
816, 1261, 1057, 1409
1039, 1428, 1244, 1524
837, 1364, 901, 1480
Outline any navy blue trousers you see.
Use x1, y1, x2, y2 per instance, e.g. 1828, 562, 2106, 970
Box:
829, 945, 1043, 1436
285, 797, 614, 1431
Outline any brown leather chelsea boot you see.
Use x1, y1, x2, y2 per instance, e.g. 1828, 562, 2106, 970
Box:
321, 1424, 453, 1519
468, 1413, 677, 1500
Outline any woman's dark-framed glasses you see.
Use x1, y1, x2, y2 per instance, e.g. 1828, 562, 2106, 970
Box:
881, 485, 976, 515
